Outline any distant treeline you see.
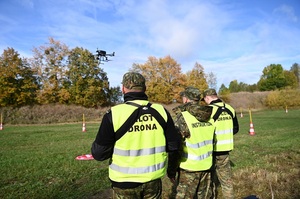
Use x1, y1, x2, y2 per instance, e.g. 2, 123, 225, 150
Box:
0, 90, 299, 125
1, 37, 299, 108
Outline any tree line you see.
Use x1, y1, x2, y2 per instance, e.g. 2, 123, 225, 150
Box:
1, 37, 299, 108
219, 63, 300, 94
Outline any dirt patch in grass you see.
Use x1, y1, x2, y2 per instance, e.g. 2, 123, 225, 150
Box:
233, 151, 300, 199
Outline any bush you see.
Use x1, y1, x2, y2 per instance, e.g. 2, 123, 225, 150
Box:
265, 89, 300, 108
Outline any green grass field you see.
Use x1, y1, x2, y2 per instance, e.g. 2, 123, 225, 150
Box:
0, 109, 299, 199
230, 109, 300, 199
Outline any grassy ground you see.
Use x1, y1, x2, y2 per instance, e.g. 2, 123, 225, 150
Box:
0, 109, 299, 199
231, 109, 300, 199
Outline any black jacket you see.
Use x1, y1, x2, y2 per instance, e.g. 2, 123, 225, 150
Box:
91, 92, 181, 188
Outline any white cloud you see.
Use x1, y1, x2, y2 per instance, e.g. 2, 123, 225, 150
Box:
20, 0, 34, 9
1, 0, 299, 89
274, 4, 298, 22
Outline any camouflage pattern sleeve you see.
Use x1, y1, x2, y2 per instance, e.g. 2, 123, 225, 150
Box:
172, 104, 191, 139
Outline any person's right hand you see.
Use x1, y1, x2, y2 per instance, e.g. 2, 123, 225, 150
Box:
168, 177, 176, 184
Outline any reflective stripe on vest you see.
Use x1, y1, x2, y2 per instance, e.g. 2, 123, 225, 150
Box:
110, 161, 166, 174
217, 139, 233, 145
182, 150, 213, 161
185, 139, 213, 149
109, 100, 168, 183
179, 111, 214, 171
113, 146, 166, 156
215, 129, 233, 135
210, 102, 235, 151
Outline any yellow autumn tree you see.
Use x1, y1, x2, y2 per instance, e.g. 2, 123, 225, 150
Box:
185, 62, 208, 92
0, 48, 39, 107
31, 37, 70, 104
131, 55, 185, 104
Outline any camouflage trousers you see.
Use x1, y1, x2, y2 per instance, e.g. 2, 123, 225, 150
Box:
112, 179, 162, 199
211, 154, 234, 199
174, 169, 211, 199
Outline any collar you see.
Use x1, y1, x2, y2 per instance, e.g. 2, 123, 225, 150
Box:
123, 92, 148, 102
210, 98, 222, 104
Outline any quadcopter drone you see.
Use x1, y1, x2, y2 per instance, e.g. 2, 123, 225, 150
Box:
95, 49, 115, 64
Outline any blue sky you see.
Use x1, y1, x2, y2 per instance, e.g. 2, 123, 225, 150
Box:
1, 0, 299, 89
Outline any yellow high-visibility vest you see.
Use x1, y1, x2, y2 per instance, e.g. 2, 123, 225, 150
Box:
210, 102, 235, 151
109, 100, 168, 183
180, 111, 214, 171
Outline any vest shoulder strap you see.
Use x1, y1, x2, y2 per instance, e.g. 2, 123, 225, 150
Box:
211, 103, 234, 122
115, 102, 167, 141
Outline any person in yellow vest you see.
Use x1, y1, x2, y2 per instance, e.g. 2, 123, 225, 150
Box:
172, 86, 215, 199
201, 88, 239, 199
91, 72, 181, 199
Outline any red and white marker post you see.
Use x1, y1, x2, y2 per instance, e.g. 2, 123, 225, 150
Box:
82, 113, 86, 132
248, 109, 255, 136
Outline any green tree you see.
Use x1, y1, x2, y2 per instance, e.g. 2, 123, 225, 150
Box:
67, 47, 109, 107
218, 84, 229, 95
218, 84, 230, 102
237, 82, 246, 92
131, 55, 185, 103
283, 70, 298, 89
247, 84, 258, 92
258, 64, 287, 91
109, 86, 123, 104
31, 37, 70, 104
229, 80, 239, 93
0, 48, 38, 107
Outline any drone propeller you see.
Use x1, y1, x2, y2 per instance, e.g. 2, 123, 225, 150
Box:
107, 52, 115, 57
94, 49, 115, 64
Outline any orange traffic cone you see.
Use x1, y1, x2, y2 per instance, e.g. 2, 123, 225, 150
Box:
0, 113, 3, 130
249, 122, 255, 136
82, 123, 86, 132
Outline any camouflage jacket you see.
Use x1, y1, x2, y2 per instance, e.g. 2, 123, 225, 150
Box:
172, 102, 213, 139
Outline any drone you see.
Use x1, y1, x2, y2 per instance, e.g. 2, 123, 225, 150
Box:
95, 49, 115, 64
